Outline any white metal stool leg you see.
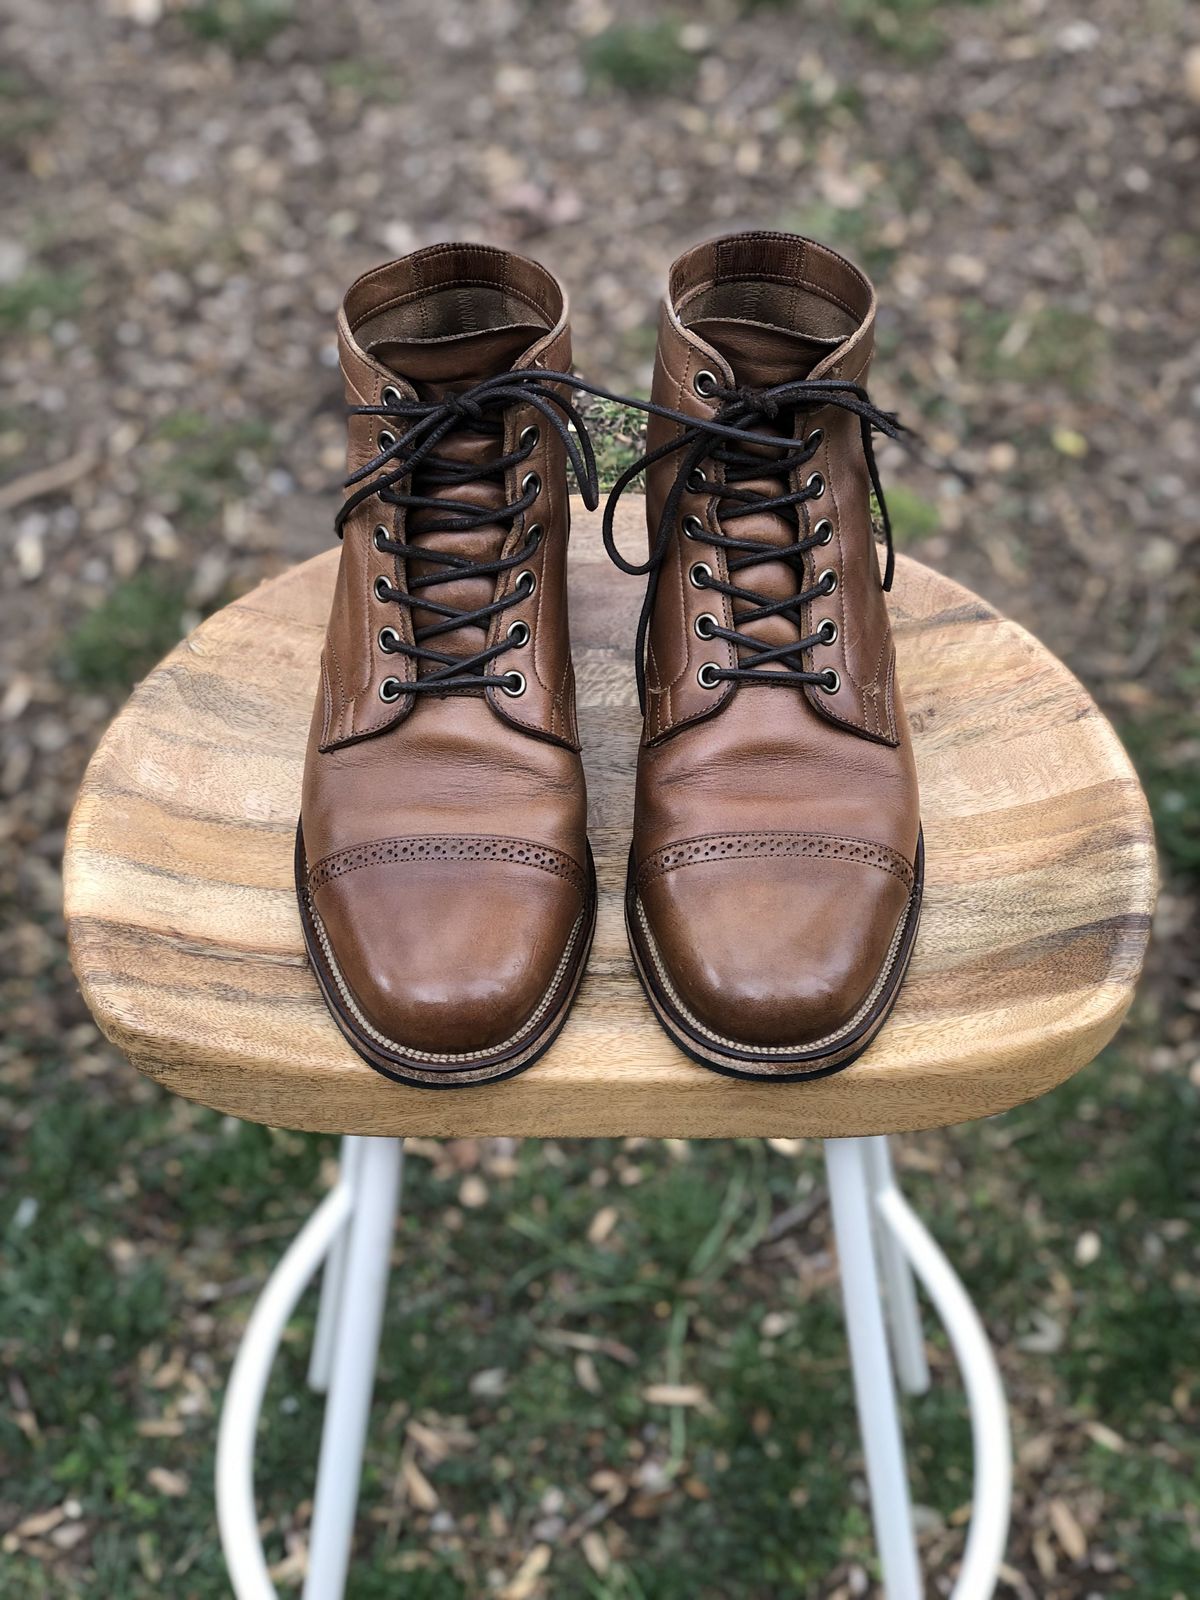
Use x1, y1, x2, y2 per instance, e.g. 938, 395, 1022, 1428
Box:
873, 1154, 1011, 1600
825, 1137, 924, 1600
825, 1135, 1012, 1600
216, 1136, 404, 1600
308, 1137, 363, 1395
303, 1136, 404, 1600
864, 1138, 930, 1396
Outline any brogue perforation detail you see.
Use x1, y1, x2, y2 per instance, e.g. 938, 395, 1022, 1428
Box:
307, 835, 588, 898
636, 831, 915, 892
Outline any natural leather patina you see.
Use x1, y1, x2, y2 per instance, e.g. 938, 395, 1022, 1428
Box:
297, 243, 596, 1087
615, 231, 922, 1078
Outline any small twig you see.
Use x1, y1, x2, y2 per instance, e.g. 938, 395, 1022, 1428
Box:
0, 447, 99, 513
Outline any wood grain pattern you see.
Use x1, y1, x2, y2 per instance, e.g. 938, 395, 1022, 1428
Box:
64, 501, 1156, 1139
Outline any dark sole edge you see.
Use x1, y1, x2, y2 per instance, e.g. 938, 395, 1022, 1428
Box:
296, 821, 597, 1090
625, 827, 925, 1083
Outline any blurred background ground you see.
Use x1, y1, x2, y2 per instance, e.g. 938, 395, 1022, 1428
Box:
1, 0, 1198, 1595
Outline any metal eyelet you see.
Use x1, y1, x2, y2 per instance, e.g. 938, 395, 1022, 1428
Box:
817, 618, 838, 645
820, 668, 841, 694
697, 662, 722, 689
813, 518, 834, 546
806, 471, 825, 498
519, 424, 539, 450
688, 562, 712, 589
521, 470, 540, 498
507, 619, 530, 647
693, 369, 718, 398
694, 612, 719, 640
524, 522, 544, 549
374, 575, 392, 601
373, 525, 391, 551
378, 626, 401, 652
379, 676, 403, 702
818, 568, 838, 595
805, 427, 824, 451
682, 514, 704, 540
500, 670, 526, 698
687, 465, 707, 492
381, 385, 404, 408
378, 429, 397, 450
516, 569, 537, 598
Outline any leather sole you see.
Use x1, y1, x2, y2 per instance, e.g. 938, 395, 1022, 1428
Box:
625, 827, 924, 1082
295, 822, 597, 1089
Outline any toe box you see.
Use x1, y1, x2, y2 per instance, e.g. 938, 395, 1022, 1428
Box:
637, 850, 913, 1052
310, 852, 587, 1059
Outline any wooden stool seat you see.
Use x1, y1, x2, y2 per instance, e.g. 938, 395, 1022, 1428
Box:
64, 502, 1155, 1140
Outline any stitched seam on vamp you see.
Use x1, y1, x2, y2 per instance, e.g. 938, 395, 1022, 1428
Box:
637, 831, 914, 890
309, 835, 587, 896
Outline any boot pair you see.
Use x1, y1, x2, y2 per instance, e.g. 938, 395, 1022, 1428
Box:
297, 233, 922, 1089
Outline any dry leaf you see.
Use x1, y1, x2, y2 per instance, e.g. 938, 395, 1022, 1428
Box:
146, 1467, 189, 1498
642, 1383, 711, 1410
581, 1530, 610, 1575
469, 1367, 508, 1398
500, 1543, 552, 1600
575, 1353, 601, 1395
1082, 1420, 1125, 1453
1048, 1498, 1088, 1563
407, 1419, 452, 1464
401, 1458, 439, 1512
137, 1418, 185, 1438
541, 1329, 636, 1365
1032, 1527, 1057, 1580
14, 1507, 66, 1540
587, 1205, 619, 1245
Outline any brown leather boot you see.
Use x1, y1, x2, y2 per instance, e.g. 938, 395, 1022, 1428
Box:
605, 231, 922, 1079
298, 243, 598, 1087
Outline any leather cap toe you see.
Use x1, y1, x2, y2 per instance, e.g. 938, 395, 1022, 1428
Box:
312, 858, 583, 1059
638, 855, 911, 1051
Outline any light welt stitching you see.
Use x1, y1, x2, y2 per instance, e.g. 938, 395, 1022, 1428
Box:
309, 898, 583, 1064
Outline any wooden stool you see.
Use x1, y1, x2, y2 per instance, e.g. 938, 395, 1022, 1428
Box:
64, 503, 1155, 1600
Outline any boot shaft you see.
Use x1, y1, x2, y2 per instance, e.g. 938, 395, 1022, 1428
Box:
320, 242, 580, 752
642, 231, 901, 747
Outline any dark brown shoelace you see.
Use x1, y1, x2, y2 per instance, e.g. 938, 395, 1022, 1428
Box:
336, 370, 599, 695
599, 376, 905, 711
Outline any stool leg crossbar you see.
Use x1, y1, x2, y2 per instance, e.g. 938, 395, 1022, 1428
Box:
216, 1134, 1010, 1599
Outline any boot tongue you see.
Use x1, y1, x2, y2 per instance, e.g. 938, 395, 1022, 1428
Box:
689, 316, 841, 388
370, 324, 547, 678
371, 324, 546, 397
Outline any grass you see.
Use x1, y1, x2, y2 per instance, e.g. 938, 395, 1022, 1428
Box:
782, 202, 897, 278
960, 303, 1110, 397
880, 484, 940, 547
583, 22, 697, 96
181, 0, 294, 57
836, 0, 998, 64
58, 572, 192, 692
1, 1014, 1196, 1595
146, 410, 274, 528
582, 398, 644, 491
0, 268, 89, 332
1119, 640, 1200, 883
325, 59, 396, 100
0, 68, 57, 154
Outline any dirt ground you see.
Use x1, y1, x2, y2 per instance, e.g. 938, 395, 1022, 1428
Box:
1, 1, 1198, 1596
